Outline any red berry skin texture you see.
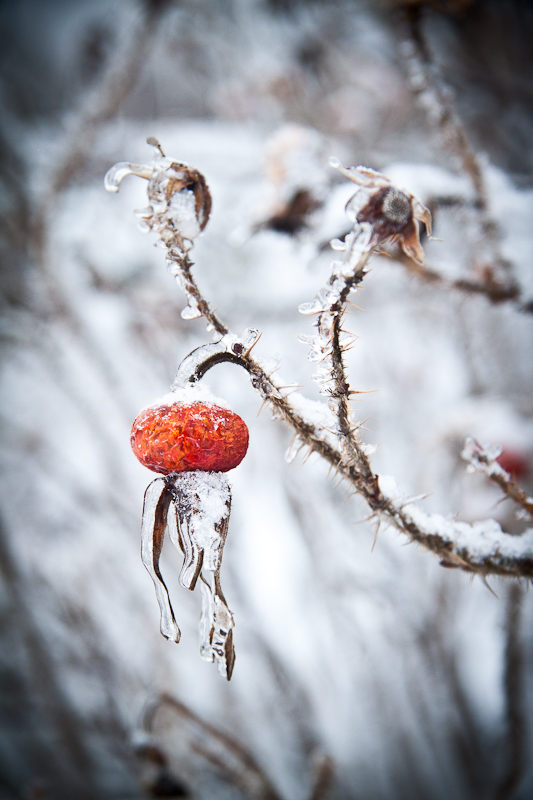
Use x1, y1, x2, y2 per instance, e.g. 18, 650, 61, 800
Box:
131, 402, 249, 474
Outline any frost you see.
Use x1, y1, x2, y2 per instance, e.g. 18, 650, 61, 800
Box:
167, 188, 202, 240
378, 474, 402, 502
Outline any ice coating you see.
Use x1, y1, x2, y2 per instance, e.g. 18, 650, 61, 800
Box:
104, 144, 211, 244
199, 577, 235, 680
296, 217, 376, 397
140, 478, 181, 643
131, 402, 249, 474
168, 471, 231, 587
139, 471, 236, 678
104, 162, 152, 192
378, 474, 533, 564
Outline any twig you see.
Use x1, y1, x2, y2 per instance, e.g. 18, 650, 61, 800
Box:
143, 693, 283, 800
309, 752, 335, 800
400, 6, 519, 296
493, 583, 526, 800
396, 248, 531, 314
461, 438, 533, 520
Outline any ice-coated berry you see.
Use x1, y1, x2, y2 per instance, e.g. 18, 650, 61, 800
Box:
131, 402, 249, 474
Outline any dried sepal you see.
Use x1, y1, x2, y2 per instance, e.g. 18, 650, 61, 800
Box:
167, 472, 232, 590
139, 469, 236, 678
140, 478, 181, 643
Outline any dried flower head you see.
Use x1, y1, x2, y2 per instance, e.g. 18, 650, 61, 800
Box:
105, 138, 211, 246
330, 158, 432, 264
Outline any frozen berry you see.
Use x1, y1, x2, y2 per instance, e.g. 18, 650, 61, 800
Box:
131, 402, 249, 474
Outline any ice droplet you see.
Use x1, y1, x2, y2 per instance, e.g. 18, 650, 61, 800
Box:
330, 238, 346, 251
104, 162, 152, 193
181, 303, 202, 320
240, 327, 260, 349
134, 206, 154, 219
285, 436, 303, 464
298, 298, 324, 315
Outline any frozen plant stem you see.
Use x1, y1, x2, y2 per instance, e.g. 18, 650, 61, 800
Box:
462, 439, 533, 521
400, 6, 518, 295
106, 142, 533, 579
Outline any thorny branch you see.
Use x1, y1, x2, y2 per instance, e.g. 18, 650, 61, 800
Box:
106, 142, 533, 580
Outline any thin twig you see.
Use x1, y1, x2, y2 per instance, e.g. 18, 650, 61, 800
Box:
143, 693, 283, 800
396, 248, 531, 314
309, 753, 335, 800
461, 439, 533, 521
494, 583, 526, 800
400, 6, 519, 296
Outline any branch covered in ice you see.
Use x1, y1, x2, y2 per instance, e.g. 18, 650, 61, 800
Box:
105, 137, 225, 335
108, 144, 533, 579
461, 438, 533, 520
379, 475, 533, 577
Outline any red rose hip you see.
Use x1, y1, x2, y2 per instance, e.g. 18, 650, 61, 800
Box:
131, 401, 249, 474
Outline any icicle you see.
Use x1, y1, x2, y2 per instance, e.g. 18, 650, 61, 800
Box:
285, 436, 303, 464
140, 479, 181, 643
297, 334, 316, 345
199, 577, 235, 680
134, 206, 154, 219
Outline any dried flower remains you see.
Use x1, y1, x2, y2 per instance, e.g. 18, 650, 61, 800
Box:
330, 158, 432, 264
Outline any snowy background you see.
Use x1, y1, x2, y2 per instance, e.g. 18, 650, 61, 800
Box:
1, 1, 533, 798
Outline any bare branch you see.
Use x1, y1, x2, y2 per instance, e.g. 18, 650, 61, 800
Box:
400, 6, 519, 297
143, 693, 283, 800
395, 248, 531, 315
